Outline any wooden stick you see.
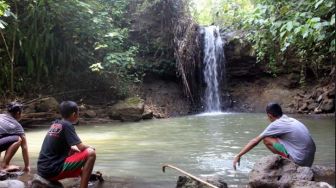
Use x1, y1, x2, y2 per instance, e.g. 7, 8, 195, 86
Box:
162, 164, 219, 188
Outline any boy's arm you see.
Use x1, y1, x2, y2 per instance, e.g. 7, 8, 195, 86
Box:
233, 136, 263, 170
20, 134, 30, 172
76, 142, 95, 151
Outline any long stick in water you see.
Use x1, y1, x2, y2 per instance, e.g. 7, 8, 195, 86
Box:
162, 164, 219, 188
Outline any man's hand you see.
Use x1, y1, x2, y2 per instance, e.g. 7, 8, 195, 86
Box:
233, 155, 241, 170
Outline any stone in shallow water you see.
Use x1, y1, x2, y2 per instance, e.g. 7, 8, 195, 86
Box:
108, 97, 145, 121
176, 176, 228, 188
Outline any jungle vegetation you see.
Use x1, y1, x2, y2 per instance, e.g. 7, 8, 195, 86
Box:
0, 0, 334, 101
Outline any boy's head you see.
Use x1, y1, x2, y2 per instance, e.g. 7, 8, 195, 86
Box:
60, 101, 79, 123
7, 101, 23, 120
266, 102, 283, 122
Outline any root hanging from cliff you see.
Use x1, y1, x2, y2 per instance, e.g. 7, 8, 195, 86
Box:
130, 0, 202, 105
172, 1, 202, 105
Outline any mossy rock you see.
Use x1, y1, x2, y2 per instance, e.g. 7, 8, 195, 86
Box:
34, 97, 59, 112
108, 97, 145, 122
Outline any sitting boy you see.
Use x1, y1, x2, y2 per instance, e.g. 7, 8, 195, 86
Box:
37, 101, 96, 188
0, 102, 30, 172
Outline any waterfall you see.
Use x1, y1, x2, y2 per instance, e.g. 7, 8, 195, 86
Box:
203, 26, 225, 112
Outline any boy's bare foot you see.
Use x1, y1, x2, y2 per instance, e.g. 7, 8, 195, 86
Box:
3, 165, 20, 172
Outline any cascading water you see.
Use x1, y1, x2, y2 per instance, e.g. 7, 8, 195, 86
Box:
203, 26, 225, 112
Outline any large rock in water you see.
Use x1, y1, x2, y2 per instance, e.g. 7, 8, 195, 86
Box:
176, 176, 228, 188
249, 155, 333, 188
108, 97, 145, 121
34, 97, 59, 112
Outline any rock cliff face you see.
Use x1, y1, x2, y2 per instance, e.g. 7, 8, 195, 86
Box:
222, 30, 261, 79
220, 30, 335, 114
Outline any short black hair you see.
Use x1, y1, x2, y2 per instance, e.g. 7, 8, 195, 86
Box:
7, 101, 23, 114
266, 102, 283, 118
59, 101, 78, 118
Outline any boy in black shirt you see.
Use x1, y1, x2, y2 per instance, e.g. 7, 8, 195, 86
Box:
37, 101, 96, 188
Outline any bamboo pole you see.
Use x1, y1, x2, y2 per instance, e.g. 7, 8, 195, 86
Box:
162, 164, 219, 188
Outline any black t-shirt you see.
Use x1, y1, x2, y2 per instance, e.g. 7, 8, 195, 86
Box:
37, 119, 81, 178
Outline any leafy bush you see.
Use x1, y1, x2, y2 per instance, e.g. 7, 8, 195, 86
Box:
1, 0, 138, 97
244, 0, 335, 76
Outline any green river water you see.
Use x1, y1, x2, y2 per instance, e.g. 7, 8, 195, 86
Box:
13, 113, 335, 187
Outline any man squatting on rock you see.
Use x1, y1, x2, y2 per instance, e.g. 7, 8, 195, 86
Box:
0, 102, 30, 172
233, 102, 316, 170
37, 101, 96, 188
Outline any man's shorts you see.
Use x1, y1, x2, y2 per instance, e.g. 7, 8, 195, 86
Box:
49, 149, 90, 181
273, 142, 289, 158
0, 135, 20, 152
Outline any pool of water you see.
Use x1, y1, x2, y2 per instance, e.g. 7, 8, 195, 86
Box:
13, 113, 335, 187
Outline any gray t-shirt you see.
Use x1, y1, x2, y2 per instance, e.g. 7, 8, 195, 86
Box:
0, 114, 24, 137
260, 115, 316, 167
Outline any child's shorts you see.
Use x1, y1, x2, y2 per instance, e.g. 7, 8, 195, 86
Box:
0, 135, 20, 152
273, 142, 289, 158
49, 149, 90, 180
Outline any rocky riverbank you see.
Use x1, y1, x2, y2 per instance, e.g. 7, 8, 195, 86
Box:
0, 76, 334, 127
0, 77, 192, 126
1, 169, 159, 188
228, 76, 335, 114
175, 155, 335, 188
3, 157, 333, 188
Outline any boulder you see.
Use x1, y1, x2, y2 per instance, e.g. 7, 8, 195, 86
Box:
311, 165, 336, 183
283, 73, 300, 89
307, 102, 319, 111
320, 99, 334, 112
83, 110, 97, 118
108, 97, 144, 122
326, 86, 335, 98
142, 109, 153, 120
298, 102, 308, 113
34, 97, 59, 112
249, 155, 314, 188
176, 176, 228, 188
291, 180, 333, 188
31, 174, 63, 188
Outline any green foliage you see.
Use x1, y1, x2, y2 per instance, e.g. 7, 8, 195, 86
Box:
189, 0, 214, 24
190, 0, 335, 78
190, 0, 254, 27
0, 1, 14, 95
1, 0, 138, 97
128, 0, 180, 78
243, 0, 335, 76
